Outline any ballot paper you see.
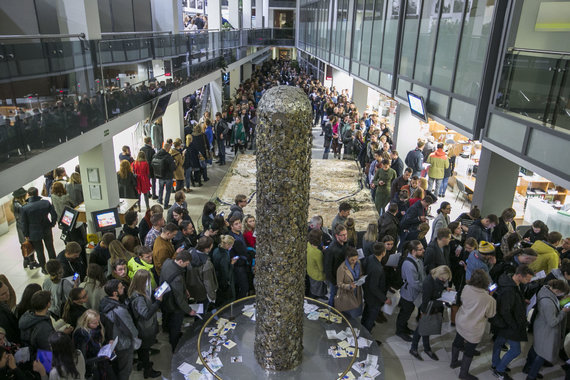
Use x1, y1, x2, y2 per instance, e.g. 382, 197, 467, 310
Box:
531, 270, 546, 282
381, 291, 400, 316
190, 304, 204, 314
357, 248, 365, 260
223, 340, 237, 349
527, 294, 537, 317
230, 356, 243, 363
385, 252, 402, 267
98, 337, 119, 358
354, 275, 368, 287
307, 311, 320, 320
326, 330, 339, 339
187, 369, 202, 380
304, 302, 319, 314
177, 362, 196, 375
438, 290, 457, 304
340, 370, 356, 379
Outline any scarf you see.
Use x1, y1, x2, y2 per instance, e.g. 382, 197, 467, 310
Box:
345, 259, 360, 296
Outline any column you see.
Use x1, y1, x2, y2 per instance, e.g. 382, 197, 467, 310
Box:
210, 77, 223, 116
255, 0, 264, 28
243, 0, 252, 29
263, 0, 269, 28
151, 0, 182, 34
229, 67, 241, 99
162, 97, 184, 142
228, 0, 240, 29
472, 147, 519, 216
56, 0, 101, 39
78, 141, 120, 233
243, 62, 253, 81
393, 104, 422, 157
207, 0, 221, 30
352, 79, 369, 115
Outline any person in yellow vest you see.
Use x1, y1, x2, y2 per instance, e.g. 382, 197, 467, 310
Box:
128, 246, 159, 289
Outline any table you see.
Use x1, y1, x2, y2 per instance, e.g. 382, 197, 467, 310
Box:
74, 198, 138, 224
524, 198, 570, 236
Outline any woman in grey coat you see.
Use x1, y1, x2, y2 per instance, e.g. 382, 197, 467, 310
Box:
430, 201, 451, 242
524, 279, 570, 379
128, 269, 162, 378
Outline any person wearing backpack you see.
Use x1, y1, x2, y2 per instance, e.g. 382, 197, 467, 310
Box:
523, 279, 570, 380
42, 260, 76, 320
99, 280, 138, 380
491, 265, 534, 379
152, 142, 176, 209
186, 237, 218, 313
396, 240, 425, 342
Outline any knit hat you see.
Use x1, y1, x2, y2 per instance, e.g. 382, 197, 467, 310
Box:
479, 241, 495, 255
12, 187, 26, 198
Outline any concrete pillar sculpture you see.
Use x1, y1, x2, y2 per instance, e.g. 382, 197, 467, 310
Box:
254, 86, 313, 371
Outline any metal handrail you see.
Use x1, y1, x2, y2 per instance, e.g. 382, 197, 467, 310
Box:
0, 33, 86, 40
508, 47, 569, 57
100, 31, 172, 36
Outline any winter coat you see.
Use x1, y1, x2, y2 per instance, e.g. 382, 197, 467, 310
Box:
430, 212, 450, 242
0, 302, 20, 344
212, 247, 235, 293
153, 149, 176, 180
140, 143, 156, 177
362, 255, 387, 305
170, 148, 185, 180
131, 161, 151, 194
51, 193, 74, 220
127, 257, 159, 289
405, 148, 423, 174
160, 258, 192, 315
426, 149, 449, 179
129, 292, 160, 347
79, 279, 105, 312
378, 212, 399, 244
466, 220, 492, 244
99, 297, 138, 351
533, 286, 567, 362
18, 311, 54, 351
307, 243, 326, 281
231, 123, 246, 144
400, 200, 427, 231
420, 275, 446, 314
334, 261, 363, 311
456, 285, 496, 344
117, 172, 138, 199
423, 239, 450, 274
186, 248, 218, 302
152, 236, 175, 275
21, 195, 57, 240
323, 240, 347, 285
400, 254, 426, 304
492, 273, 528, 342
529, 240, 560, 275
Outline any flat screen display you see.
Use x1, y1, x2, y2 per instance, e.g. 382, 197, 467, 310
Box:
59, 206, 78, 231
151, 94, 172, 122
407, 91, 428, 122
91, 208, 120, 232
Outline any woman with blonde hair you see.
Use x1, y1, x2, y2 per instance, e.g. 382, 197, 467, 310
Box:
128, 270, 162, 378
73, 309, 115, 379
51, 181, 74, 220
410, 265, 452, 361
107, 240, 134, 274
117, 160, 137, 199
362, 222, 378, 257
212, 235, 236, 307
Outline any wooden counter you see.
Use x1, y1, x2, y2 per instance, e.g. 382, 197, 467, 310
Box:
75, 198, 138, 224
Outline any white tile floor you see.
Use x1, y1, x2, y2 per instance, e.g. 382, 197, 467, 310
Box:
0, 127, 564, 379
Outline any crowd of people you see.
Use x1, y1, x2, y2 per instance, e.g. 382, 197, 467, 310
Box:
1, 59, 570, 380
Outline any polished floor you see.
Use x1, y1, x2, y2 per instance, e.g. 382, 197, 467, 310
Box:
0, 126, 564, 379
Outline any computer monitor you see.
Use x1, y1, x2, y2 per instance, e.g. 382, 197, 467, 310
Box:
150, 93, 172, 122
59, 206, 79, 232
406, 91, 428, 123
91, 207, 121, 232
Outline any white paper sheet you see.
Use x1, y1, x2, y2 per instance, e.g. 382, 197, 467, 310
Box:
385, 252, 401, 267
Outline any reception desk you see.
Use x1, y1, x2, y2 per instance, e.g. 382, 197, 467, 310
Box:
75, 199, 138, 224
524, 198, 570, 237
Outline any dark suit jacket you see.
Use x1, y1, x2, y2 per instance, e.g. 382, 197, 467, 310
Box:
21, 196, 57, 240
363, 255, 387, 305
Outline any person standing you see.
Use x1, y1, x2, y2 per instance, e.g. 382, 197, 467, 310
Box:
405, 140, 425, 177
212, 235, 236, 308
214, 112, 228, 165
324, 225, 348, 306
426, 143, 449, 195
141, 136, 157, 199
307, 229, 327, 299
170, 139, 185, 192
430, 202, 451, 242
361, 243, 390, 334
334, 247, 363, 319
396, 240, 425, 342
371, 159, 397, 216
21, 187, 58, 273
153, 142, 177, 209
390, 150, 404, 177
491, 265, 535, 379
424, 228, 452, 274
152, 223, 180, 276
451, 269, 496, 379
132, 151, 151, 210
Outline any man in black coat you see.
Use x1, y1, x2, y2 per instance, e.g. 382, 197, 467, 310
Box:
140, 136, 157, 199
390, 168, 412, 200
400, 195, 435, 232
19, 291, 54, 352
405, 141, 425, 177
467, 214, 498, 243
390, 150, 404, 177
214, 112, 228, 165
21, 187, 57, 273
323, 224, 348, 306
378, 203, 400, 246
361, 243, 390, 335
56, 241, 87, 282
153, 142, 177, 209
423, 228, 451, 274
491, 265, 534, 378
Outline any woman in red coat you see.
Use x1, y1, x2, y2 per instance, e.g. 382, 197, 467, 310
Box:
132, 151, 151, 209
243, 215, 256, 248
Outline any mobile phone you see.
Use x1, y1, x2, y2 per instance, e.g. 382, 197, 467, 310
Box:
232, 256, 239, 260
220, 212, 225, 217
180, 243, 185, 250
564, 303, 570, 309
72, 273, 79, 281
488, 283, 497, 292
154, 282, 169, 299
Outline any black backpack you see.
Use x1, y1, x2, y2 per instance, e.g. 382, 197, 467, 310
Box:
396, 256, 419, 289
151, 154, 167, 179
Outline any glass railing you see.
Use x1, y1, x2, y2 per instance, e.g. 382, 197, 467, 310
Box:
0, 29, 291, 172
495, 48, 570, 134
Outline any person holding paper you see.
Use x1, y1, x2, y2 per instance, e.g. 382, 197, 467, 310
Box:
424, 228, 451, 274
465, 241, 496, 282
74, 309, 115, 379
451, 269, 496, 380
324, 225, 348, 306
361, 243, 389, 335
396, 241, 425, 342
334, 247, 363, 319
128, 270, 162, 378
529, 231, 563, 275
409, 265, 451, 361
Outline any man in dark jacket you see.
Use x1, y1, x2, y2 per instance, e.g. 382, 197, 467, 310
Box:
160, 251, 196, 351
89, 232, 115, 274
323, 225, 348, 306
141, 136, 157, 199
390, 168, 412, 200
390, 150, 404, 177
423, 228, 451, 274
491, 265, 534, 379
56, 241, 87, 281
378, 203, 400, 246
214, 112, 228, 165
227, 194, 247, 222
467, 214, 498, 243
19, 290, 54, 351
404, 141, 425, 177
361, 243, 390, 334
21, 187, 57, 273
400, 195, 434, 232
153, 142, 177, 209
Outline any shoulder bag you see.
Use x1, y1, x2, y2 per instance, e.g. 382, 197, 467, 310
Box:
417, 300, 442, 336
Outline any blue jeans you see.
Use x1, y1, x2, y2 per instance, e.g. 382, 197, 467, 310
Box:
439, 176, 450, 196
217, 139, 226, 164
327, 281, 337, 306
492, 336, 521, 372
524, 346, 546, 379
184, 168, 193, 188
158, 179, 173, 207
428, 177, 442, 195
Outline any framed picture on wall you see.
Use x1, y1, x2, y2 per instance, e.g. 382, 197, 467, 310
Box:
89, 185, 102, 200
87, 168, 100, 183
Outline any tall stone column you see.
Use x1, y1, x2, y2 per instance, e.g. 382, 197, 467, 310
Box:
254, 86, 312, 371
